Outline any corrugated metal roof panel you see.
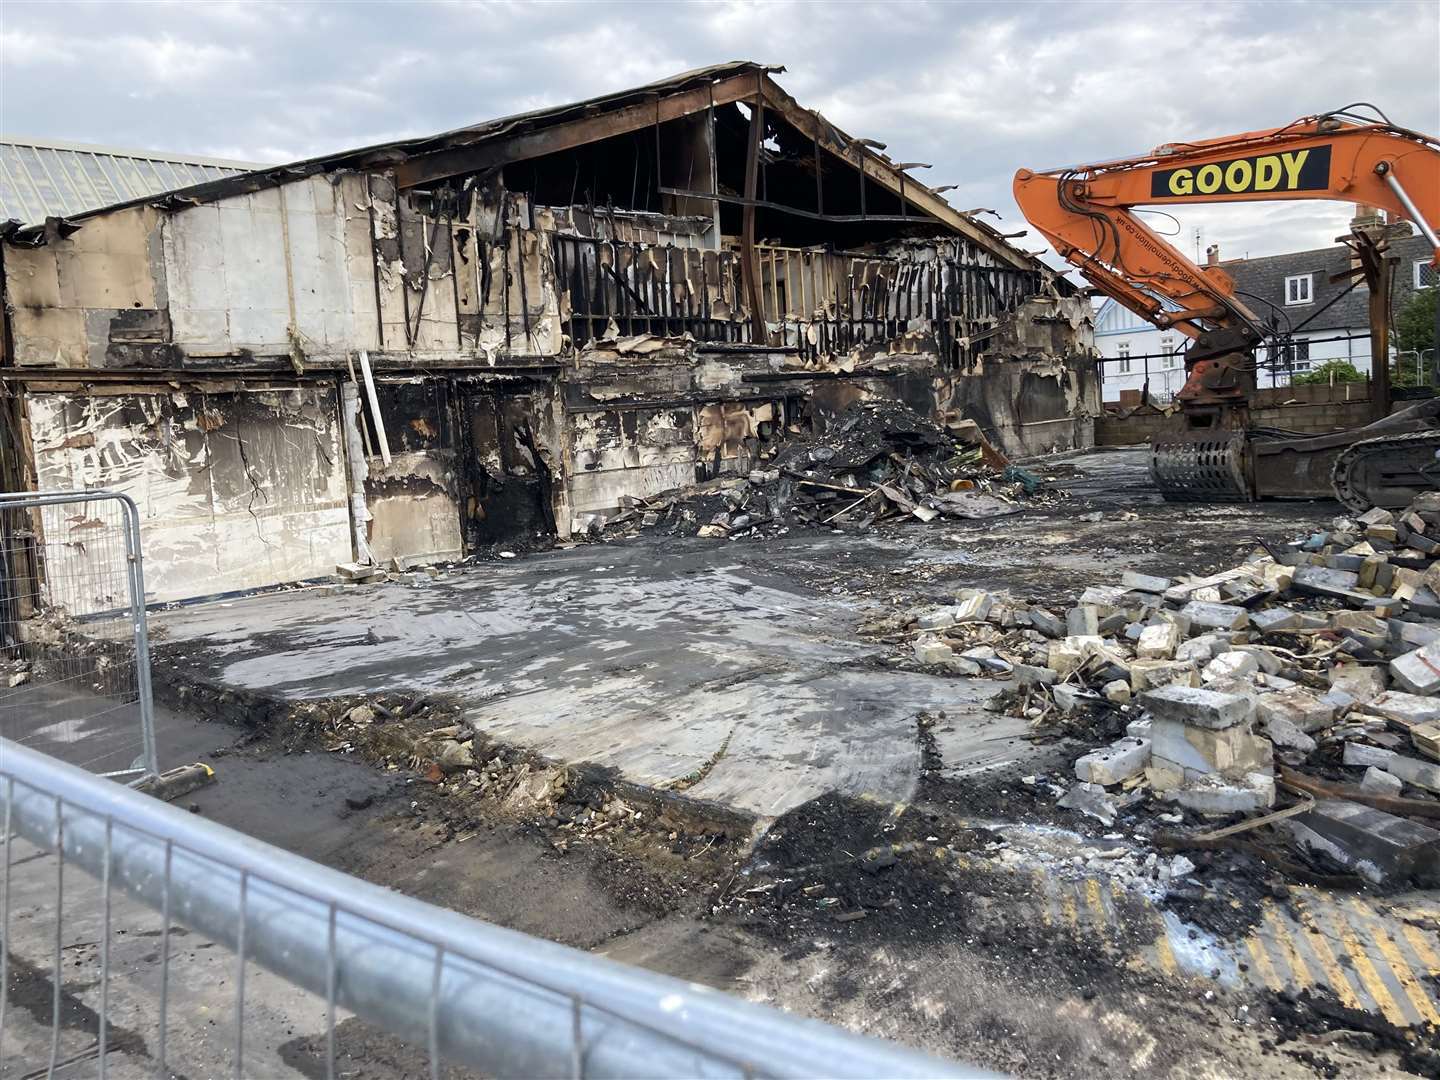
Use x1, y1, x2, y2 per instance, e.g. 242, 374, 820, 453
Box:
0, 136, 265, 225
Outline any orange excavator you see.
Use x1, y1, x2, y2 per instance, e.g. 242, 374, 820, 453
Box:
1014, 106, 1440, 508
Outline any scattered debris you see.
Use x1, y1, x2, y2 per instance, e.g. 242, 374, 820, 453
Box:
597, 399, 1065, 540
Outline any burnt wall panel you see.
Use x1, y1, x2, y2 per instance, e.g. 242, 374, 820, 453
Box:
26, 385, 351, 601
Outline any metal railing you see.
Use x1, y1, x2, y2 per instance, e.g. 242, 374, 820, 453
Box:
0, 490, 157, 783
0, 739, 987, 1079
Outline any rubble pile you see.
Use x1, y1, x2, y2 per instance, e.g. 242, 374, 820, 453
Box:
600, 399, 1054, 540
889, 494, 1440, 887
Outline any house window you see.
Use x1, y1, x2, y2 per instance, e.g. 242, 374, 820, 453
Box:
1285, 273, 1313, 305
1417, 260, 1438, 290
1161, 335, 1177, 368
1277, 339, 1311, 372
1117, 342, 1131, 374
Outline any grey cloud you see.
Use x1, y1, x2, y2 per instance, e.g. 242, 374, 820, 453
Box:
2, 0, 1435, 262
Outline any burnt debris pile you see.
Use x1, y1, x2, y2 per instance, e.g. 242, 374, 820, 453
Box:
602, 398, 1048, 540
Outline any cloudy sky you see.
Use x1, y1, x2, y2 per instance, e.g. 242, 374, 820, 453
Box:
3, 0, 1437, 270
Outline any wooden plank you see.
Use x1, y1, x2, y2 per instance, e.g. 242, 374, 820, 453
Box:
741, 92, 769, 345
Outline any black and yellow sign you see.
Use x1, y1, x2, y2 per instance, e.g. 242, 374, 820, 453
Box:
1150, 145, 1332, 198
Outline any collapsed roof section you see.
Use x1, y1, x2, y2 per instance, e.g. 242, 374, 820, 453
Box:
2, 62, 1042, 271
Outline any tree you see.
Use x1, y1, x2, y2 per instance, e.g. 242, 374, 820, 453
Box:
1391, 287, 1437, 387
1293, 359, 1364, 385
1396, 286, 1438, 354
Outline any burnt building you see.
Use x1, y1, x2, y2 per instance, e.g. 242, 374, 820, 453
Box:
1, 63, 1098, 602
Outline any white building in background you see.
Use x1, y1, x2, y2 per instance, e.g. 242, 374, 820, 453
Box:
1095, 227, 1436, 404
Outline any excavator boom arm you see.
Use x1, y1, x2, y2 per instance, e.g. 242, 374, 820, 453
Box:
1014, 118, 1440, 345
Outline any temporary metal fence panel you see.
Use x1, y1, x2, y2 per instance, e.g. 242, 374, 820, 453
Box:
0, 490, 157, 783
0, 738, 990, 1079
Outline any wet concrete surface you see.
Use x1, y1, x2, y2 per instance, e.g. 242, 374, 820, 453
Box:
149, 539, 1012, 821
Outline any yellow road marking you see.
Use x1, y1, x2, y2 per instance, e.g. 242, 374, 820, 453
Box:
1154, 929, 1178, 977
1264, 906, 1312, 989
1401, 922, 1440, 976
1060, 886, 1079, 930
1351, 899, 1440, 1027
1298, 906, 1364, 1010
1333, 903, 1408, 1026
1244, 935, 1284, 992
1084, 879, 1107, 930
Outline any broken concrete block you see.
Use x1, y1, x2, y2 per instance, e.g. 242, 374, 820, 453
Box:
1136, 622, 1181, 660
1052, 684, 1093, 713
1128, 659, 1200, 692
1075, 737, 1150, 785
1121, 570, 1172, 594
1361, 766, 1404, 797
1171, 771, 1276, 816
1150, 716, 1273, 777
1331, 610, 1390, 651
1230, 645, 1282, 675
1047, 635, 1101, 677
1370, 690, 1440, 730
1057, 782, 1119, 825
1175, 633, 1229, 665
1013, 663, 1059, 688
697, 524, 728, 538
1359, 507, 1395, 527
1256, 688, 1335, 734
1350, 745, 1440, 792
1329, 663, 1388, 702
1393, 618, 1440, 648
1140, 684, 1255, 729
1259, 712, 1317, 755
433, 739, 475, 773
335, 561, 375, 581
1066, 606, 1100, 636
1079, 585, 1129, 612
346, 705, 377, 726
1249, 607, 1302, 634
1103, 679, 1132, 705
1027, 608, 1065, 639
1343, 741, 1396, 769
1180, 601, 1248, 632
1412, 720, 1440, 761
1286, 798, 1440, 886
915, 606, 959, 630
1202, 650, 1260, 684
955, 591, 994, 623
1391, 639, 1440, 695
1259, 562, 1296, 591
914, 637, 957, 666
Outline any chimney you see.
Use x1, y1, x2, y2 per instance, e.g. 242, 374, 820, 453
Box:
1351, 202, 1384, 232
1205, 244, 1221, 266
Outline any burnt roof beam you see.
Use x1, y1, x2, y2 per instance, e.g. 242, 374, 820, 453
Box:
756, 80, 1034, 271
394, 75, 759, 191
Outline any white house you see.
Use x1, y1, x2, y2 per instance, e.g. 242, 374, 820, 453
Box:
1095, 228, 1436, 403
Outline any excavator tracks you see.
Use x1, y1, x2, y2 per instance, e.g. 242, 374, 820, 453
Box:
1331, 430, 1440, 512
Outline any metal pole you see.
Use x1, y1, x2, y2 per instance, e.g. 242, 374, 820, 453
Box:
1377, 164, 1440, 250
0, 739, 985, 1080
117, 492, 158, 778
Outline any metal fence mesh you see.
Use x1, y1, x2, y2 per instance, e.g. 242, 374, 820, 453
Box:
0, 492, 156, 781
0, 740, 978, 1080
